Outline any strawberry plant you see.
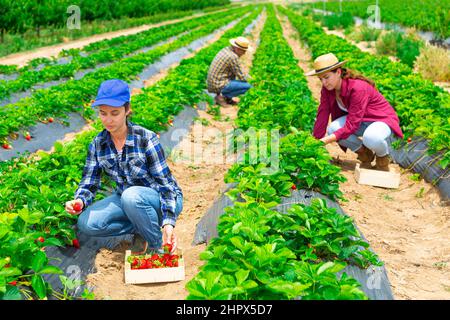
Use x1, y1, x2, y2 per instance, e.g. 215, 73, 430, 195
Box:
304, 0, 450, 39
187, 6, 376, 301
0, 8, 245, 102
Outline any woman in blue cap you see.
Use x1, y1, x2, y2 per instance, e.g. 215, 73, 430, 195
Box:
64, 79, 183, 254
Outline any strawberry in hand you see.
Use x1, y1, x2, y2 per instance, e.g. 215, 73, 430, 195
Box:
163, 243, 173, 254
73, 202, 82, 212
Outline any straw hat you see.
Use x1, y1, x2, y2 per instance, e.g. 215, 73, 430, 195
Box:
305, 53, 347, 76
229, 36, 250, 51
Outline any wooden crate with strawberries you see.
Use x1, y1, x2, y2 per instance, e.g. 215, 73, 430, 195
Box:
124, 246, 185, 284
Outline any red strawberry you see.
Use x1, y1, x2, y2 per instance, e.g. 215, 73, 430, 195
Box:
37, 236, 45, 243
25, 134, 31, 141
2, 143, 11, 149
72, 239, 80, 249
73, 202, 82, 212
291, 184, 297, 190
163, 243, 173, 254
407, 137, 412, 143
166, 261, 173, 267
48, 117, 54, 123
151, 253, 159, 261
8, 281, 17, 286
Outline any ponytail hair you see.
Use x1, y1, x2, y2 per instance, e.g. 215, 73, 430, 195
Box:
337, 68, 376, 87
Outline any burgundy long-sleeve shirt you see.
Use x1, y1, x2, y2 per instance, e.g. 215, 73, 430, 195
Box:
313, 78, 403, 142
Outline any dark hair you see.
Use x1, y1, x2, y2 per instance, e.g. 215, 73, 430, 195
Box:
123, 102, 132, 121
334, 68, 376, 87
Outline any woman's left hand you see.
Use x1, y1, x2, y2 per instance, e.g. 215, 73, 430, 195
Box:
162, 224, 177, 253
320, 134, 337, 145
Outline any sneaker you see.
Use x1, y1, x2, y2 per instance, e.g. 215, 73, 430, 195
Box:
130, 233, 148, 255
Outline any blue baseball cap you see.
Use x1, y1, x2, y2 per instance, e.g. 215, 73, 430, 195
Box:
92, 79, 130, 107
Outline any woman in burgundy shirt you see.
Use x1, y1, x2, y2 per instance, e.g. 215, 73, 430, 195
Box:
306, 53, 403, 171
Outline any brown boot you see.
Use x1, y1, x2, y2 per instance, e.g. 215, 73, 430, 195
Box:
214, 94, 232, 108
225, 97, 239, 105
130, 233, 148, 255
374, 155, 390, 171
356, 145, 375, 169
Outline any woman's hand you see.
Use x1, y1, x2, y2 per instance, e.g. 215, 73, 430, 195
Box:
162, 224, 177, 254
65, 199, 84, 215
320, 134, 337, 145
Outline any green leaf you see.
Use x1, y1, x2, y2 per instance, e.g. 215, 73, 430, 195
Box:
241, 280, 258, 290
199, 251, 214, 261
0, 276, 5, 294
31, 251, 47, 272
229, 237, 244, 249
317, 262, 335, 275
41, 238, 63, 247
31, 275, 47, 299
232, 222, 242, 234
186, 279, 208, 299
0, 285, 22, 300
0, 267, 22, 278
52, 204, 65, 212
235, 269, 250, 284
38, 266, 63, 275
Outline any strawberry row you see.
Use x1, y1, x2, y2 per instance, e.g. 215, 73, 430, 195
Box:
186, 6, 381, 301
0, 2, 233, 63
0, 7, 245, 102
305, 0, 450, 39
0, 8, 262, 300
0, 8, 252, 146
279, 6, 450, 170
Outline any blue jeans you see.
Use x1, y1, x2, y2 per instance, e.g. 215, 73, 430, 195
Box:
77, 186, 183, 249
221, 80, 252, 98
327, 116, 393, 157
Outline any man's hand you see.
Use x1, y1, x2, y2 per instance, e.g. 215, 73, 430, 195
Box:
65, 199, 84, 215
162, 224, 177, 254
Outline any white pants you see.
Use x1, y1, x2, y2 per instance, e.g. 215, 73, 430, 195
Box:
327, 116, 392, 157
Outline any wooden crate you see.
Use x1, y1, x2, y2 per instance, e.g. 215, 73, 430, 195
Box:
124, 249, 185, 284
354, 163, 400, 189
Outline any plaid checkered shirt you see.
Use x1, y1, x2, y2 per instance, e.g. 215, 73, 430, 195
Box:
207, 46, 247, 94
74, 121, 183, 227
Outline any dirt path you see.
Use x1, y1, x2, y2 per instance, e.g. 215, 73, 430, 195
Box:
0, 8, 232, 68
84, 12, 267, 300
278, 12, 450, 300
